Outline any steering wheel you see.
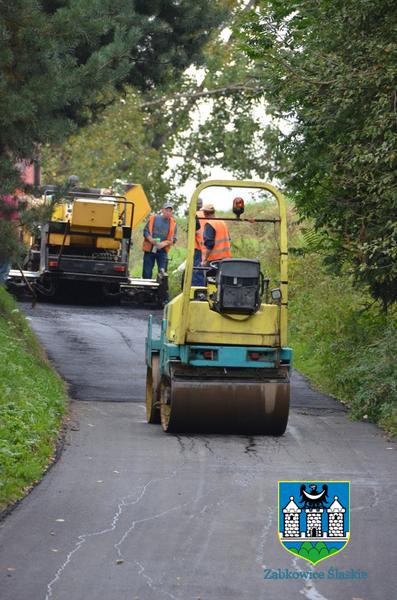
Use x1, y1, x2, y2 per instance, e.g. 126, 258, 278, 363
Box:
208, 261, 219, 270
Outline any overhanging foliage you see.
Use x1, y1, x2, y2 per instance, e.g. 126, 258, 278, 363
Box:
0, 0, 226, 193
241, 0, 397, 308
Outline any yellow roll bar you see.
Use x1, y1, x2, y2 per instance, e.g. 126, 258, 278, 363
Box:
173, 180, 288, 346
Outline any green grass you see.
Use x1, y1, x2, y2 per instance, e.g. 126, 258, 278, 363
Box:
288, 253, 397, 436
0, 287, 68, 512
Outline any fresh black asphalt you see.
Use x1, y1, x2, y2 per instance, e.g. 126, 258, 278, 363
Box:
0, 302, 395, 600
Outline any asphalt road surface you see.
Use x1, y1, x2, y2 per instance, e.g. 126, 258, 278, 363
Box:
0, 302, 396, 600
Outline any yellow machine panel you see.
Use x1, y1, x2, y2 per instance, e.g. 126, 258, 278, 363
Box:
70, 235, 95, 246
22, 231, 34, 246
71, 199, 115, 230
48, 233, 71, 246
51, 202, 69, 221
124, 184, 151, 228
166, 293, 279, 346
48, 233, 96, 247
96, 237, 120, 250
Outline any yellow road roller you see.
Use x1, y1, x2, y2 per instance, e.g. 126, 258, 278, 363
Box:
145, 180, 292, 434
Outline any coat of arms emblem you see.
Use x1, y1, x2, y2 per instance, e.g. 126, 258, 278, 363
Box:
278, 481, 350, 565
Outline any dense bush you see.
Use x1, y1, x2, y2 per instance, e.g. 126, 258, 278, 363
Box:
288, 252, 397, 435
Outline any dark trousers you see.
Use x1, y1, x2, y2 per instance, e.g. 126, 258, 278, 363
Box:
192, 248, 205, 286
142, 250, 168, 279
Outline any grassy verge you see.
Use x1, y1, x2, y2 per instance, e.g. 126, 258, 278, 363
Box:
288, 253, 397, 436
0, 287, 68, 513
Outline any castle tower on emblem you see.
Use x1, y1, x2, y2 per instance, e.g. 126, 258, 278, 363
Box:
306, 508, 323, 537
327, 496, 345, 537
282, 497, 301, 538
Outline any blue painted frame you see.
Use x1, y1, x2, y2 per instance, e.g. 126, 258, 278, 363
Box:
146, 314, 292, 376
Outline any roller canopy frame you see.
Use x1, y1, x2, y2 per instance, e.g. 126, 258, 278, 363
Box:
178, 180, 288, 347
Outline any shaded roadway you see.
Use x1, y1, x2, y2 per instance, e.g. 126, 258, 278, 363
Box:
0, 302, 396, 600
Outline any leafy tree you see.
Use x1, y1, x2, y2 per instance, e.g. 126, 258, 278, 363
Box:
138, 0, 278, 188
42, 89, 173, 207
0, 0, 226, 193
240, 0, 397, 308
0, 221, 21, 264
0, 0, 226, 260
39, 1, 397, 309
41, 1, 270, 209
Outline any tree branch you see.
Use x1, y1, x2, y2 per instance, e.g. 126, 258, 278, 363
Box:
140, 82, 262, 110
254, 50, 338, 86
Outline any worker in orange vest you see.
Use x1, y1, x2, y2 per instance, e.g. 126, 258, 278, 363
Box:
142, 202, 177, 279
192, 197, 206, 286
200, 203, 231, 267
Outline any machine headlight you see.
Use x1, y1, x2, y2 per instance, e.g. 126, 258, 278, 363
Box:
271, 288, 282, 302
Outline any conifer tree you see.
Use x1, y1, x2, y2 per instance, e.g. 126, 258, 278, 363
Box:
0, 0, 225, 193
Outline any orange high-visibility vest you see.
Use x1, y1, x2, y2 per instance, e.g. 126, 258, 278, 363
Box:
205, 219, 231, 261
142, 214, 177, 254
195, 210, 205, 250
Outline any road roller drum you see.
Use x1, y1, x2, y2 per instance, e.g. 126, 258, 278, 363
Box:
159, 365, 290, 434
